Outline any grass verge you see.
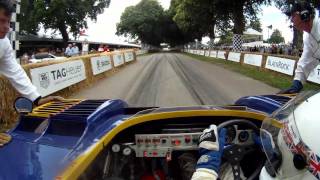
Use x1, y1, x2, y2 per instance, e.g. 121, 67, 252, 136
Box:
184, 53, 320, 91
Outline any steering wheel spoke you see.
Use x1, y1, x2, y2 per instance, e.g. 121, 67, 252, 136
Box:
231, 163, 242, 180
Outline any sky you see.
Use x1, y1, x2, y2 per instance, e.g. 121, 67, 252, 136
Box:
84, 0, 172, 43
40, 0, 293, 44
259, 5, 293, 43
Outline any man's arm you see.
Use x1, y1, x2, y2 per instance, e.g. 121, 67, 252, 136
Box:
294, 32, 319, 83
279, 32, 319, 94
0, 38, 40, 101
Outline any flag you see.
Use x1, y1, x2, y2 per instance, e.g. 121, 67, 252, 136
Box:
308, 152, 320, 179
267, 25, 273, 29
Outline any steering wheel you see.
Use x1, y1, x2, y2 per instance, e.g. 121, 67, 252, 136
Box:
218, 119, 264, 180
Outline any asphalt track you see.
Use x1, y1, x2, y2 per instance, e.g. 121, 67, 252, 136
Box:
71, 53, 278, 107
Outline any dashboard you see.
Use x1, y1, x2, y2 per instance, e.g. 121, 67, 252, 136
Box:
80, 117, 263, 180
111, 125, 254, 158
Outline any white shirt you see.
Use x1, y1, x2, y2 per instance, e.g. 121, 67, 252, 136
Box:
71, 46, 79, 55
294, 16, 320, 83
65, 47, 72, 56
0, 37, 40, 101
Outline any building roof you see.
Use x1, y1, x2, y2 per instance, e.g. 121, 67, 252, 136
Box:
18, 34, 141, 48
243, 28, 263, 36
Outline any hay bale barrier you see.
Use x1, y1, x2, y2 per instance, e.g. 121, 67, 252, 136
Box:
0, 49, 137, 129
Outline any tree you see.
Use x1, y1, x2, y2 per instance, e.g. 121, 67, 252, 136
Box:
268, 29, 285, 44
217, 30, 233, 45
116, 0, 165, 46
161, 10, 190, 46
247, 17, 263, 32
220, 0, 270, 35
171, 0, 270, 50
173, 0, 216, 41
19, 0, 111, 43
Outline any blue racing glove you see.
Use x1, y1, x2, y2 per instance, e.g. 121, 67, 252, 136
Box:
196, 125, 227, 173
278, 80, 303, 94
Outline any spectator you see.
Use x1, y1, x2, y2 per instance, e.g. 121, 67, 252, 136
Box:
71, 43, 79, 56
65, 44, 73, 57
103, 45, 110, 52
98, 44, 104, 52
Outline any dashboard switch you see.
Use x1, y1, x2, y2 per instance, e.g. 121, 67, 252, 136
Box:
145, 139, 151, 144
185, 136, 191, 143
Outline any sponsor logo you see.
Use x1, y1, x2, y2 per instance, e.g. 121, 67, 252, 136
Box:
268, 59, 290, 71
39, 72, 50, 89
96, 59, 110, 71
50, 65, 83, 80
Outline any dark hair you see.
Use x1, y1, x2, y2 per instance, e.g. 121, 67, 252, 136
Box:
0, 0, 14, 17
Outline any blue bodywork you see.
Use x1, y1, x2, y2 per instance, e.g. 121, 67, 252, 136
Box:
0, 94, 291, 180
235, 94, 291, 115
0, 99, 130, 180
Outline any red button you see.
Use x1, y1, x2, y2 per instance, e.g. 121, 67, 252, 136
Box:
152, 151, 158, 156
174, 140, 181, 146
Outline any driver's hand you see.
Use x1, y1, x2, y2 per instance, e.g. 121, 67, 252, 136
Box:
0, 133, 11, 147
193, 125, 227, 177
37, 96, 65, 106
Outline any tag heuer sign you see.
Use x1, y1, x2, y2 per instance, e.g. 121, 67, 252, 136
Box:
90, 56, 112, 75
30, 60, 86, 96
39, 72, 50, 89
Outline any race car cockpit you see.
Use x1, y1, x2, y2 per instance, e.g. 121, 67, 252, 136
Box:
0, 94, 292, 180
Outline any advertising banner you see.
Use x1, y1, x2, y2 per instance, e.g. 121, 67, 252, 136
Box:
205, 50, 210, 57
91, 56, 112, 75
30, 60, 86, 96
217, 51, 226, 59
210, 51, 217, 58
228, 52, 241, 62
265, 56, 296, 75
124, 52, 135, 62
307, 65, 320, 84
243, 54, 262, 67
113, 53, 125, 67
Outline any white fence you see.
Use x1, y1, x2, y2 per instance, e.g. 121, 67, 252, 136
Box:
185, 49, 320, 85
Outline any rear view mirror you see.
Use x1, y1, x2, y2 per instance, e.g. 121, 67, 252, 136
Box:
14, 97, 33, 114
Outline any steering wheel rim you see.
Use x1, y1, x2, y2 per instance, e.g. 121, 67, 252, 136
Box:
218, 119, 264, 180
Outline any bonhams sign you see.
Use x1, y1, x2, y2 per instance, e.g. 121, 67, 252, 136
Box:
30, 60, 86, 96
124, 52, 134, 62
265, 56, 295, 75
91, 56, 112, 75
113, 53, 125, 67
243, 54, 262, 67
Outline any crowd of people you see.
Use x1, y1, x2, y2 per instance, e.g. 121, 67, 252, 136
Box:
214, 44, 303, 57
19, 43, 120, 64
243, 44, 303, 57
